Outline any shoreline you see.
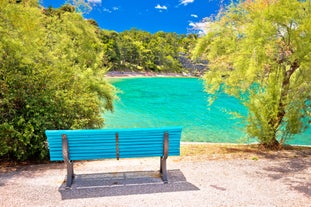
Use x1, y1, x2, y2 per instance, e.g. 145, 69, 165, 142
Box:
181, 141, 311, 147
105, 71, 198, 78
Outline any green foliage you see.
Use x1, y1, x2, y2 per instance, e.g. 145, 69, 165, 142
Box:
102, 28, 197, 73
0, 2, 115, 161
193, 0, 311, 148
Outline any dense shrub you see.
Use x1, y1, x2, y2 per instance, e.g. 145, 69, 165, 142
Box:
0, 1, 115, 161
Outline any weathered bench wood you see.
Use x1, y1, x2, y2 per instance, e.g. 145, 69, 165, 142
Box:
45, 127, 182, 188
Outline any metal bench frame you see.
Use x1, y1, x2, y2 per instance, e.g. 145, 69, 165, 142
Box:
61, 131, 170, 188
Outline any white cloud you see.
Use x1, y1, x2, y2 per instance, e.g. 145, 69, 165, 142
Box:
102, 6, 119, 13
180, 0, 194, 6
88, 0, 101, 3
191, 14, 198, 18
103, 8, 112, 13
155, 4, 168, 10
189, 21, 210, 35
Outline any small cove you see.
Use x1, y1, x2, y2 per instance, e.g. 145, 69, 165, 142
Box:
104, 77, 311, 145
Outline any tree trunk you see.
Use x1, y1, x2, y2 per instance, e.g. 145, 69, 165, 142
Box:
266, 60, 299, 149
262, 138, 280, 150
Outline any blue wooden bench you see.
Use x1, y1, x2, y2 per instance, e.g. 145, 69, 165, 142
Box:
45, 127, 182, 188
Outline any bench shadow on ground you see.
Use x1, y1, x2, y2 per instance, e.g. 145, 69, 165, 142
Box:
59, 169, 199, 200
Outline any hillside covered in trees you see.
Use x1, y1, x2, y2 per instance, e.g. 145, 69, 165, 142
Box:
47, 5, 205, 75
100, 29, 204, 75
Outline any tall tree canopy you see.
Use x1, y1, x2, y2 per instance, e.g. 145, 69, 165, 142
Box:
193, 0, 311, 148
0, 0, 115, 161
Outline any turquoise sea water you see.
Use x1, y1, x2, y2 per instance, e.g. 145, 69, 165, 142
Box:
104, 77, 311, 145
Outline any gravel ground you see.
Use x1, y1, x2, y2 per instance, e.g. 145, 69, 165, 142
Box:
0, 154, 310, 207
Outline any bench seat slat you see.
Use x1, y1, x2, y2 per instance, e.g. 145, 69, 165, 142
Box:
46, 127, 182, 161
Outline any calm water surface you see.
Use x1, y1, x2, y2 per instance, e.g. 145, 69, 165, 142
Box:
104, 77, 311, 145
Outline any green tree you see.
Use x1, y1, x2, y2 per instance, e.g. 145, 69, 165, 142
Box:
0, 1, 115, 161
107, 28, 193, 73
100, 30, 121, 69
193, 0, 311, 148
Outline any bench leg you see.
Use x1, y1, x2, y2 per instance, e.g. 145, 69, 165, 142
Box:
160, 131, 169, 184
65, 161, 74, 188
62, 134, 74, 188
160, 157, 168, 184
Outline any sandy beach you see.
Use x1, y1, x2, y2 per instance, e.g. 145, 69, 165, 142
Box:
105, 71, 194, 78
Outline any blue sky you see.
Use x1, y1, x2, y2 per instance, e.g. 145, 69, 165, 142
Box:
40, 0, 232, 34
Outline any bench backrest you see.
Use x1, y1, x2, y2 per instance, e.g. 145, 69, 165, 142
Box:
45, 127, 182, 161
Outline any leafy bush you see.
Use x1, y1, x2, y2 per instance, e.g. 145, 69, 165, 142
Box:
0, 1, 115, 161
